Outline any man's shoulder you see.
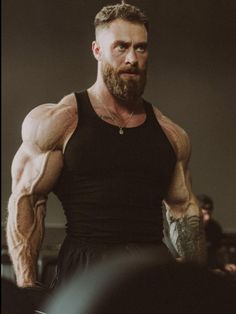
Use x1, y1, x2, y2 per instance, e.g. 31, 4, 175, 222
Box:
151, 104, 191, 161
22, 93, 77, 151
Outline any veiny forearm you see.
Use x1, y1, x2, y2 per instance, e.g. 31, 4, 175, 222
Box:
6, 194, 46, 287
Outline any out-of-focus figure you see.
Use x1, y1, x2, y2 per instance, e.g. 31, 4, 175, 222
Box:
197, 194, 222, 268
196, 194, 236, 275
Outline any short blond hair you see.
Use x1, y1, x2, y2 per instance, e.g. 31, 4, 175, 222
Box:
94, 2, 149, 36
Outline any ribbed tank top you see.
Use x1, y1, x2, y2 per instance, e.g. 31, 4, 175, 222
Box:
53, 90, 176, 245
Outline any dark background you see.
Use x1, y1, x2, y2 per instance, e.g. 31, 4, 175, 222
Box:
2, 0, 236, 233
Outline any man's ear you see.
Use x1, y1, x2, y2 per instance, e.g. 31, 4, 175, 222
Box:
92, 41, 102, 61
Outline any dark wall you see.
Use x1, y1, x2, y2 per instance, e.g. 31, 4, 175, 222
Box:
2, 0, 236, 232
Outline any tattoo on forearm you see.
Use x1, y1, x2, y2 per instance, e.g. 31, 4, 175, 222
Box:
168, 214, 206, 263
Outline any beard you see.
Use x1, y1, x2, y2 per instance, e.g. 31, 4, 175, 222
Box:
102, 61, 147, 102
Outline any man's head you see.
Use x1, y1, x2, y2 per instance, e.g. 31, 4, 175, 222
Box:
92, 2, 149, 102
196, 194, 214, 224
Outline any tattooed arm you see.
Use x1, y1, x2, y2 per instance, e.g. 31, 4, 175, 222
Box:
153, 106, 207, 264
163, 185, 206, 264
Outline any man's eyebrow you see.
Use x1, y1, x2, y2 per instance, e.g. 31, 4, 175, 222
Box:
134, 42, 148, 48
112, 40, 130, 46
112, 40, 148, 48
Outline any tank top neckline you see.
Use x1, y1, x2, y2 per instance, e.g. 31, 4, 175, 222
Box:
81, 89, 149, 132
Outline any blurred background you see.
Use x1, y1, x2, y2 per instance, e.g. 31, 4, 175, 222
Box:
2, 0, 236, 283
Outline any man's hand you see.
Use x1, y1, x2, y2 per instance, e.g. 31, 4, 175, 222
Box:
224, 263, 236, 274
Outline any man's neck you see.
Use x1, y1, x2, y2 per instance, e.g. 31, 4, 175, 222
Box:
88, 82, 144, 115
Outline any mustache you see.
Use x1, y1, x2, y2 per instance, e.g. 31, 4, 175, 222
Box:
118, 66, 142, 75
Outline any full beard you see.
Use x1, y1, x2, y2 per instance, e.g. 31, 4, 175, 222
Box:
102, 62, 147, 102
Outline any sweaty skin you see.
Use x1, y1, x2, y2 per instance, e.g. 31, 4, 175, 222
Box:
7, 19, 206, 287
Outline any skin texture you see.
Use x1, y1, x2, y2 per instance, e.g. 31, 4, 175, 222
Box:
7, 19, 206, 287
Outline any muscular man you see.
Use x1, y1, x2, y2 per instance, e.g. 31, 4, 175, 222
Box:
7, 2, 206, 288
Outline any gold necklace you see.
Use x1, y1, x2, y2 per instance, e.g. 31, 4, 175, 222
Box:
101, 103, 134, 135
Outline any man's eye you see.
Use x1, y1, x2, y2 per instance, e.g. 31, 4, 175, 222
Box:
117, 44, 126, 51
136, 46, 146, 53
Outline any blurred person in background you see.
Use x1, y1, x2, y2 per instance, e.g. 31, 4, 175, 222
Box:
196, 194, 236, 275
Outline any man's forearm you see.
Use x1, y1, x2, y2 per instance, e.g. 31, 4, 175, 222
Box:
167, 213, 207, 264
7, 238, 38, 286
7, 195, 46, 286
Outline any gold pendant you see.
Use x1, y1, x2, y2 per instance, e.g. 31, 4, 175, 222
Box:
119, 128, 124, 135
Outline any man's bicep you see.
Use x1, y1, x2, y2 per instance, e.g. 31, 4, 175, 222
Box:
11, 142, 63, 197
8, 142, 63, 243
9, 143, 47, 234
11, 143, 43, 194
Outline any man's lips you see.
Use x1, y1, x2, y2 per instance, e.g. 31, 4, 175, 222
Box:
120, 71, 140, 77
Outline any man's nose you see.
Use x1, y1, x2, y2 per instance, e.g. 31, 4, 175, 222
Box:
125, 48, 138, 65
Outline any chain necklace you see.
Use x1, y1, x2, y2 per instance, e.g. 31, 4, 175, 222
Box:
101, 103, 134, 135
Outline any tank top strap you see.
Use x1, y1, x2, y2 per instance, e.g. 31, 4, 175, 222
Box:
143, 100, 159, 125
74, 90, 92, 117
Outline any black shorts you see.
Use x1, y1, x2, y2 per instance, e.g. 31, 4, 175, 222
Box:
52, 235, 173, 288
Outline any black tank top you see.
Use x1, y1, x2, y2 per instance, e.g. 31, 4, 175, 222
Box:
53, 90, 176, 245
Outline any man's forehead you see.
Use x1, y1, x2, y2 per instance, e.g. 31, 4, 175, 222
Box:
97, 19, 148, 43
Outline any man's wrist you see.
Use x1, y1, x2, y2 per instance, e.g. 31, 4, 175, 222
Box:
18, 280, 43, 288
19, 281, 45, 290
